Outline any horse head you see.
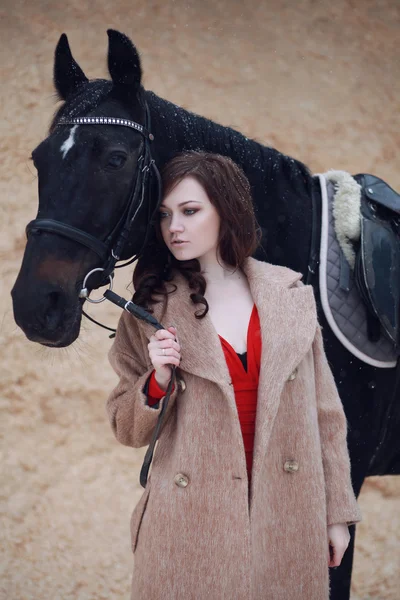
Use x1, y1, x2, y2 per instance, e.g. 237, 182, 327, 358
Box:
12, 30, 158, 347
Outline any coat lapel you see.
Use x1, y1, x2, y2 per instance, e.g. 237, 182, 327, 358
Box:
138, 257, 317, 484
243, 259, 318, 491
138, 272, 231, 386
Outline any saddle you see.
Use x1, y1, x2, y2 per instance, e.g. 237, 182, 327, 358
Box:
354, 174, 400, 349
318, 170, 400, 367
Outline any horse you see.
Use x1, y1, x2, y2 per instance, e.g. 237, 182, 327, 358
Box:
11, 30, 400, 600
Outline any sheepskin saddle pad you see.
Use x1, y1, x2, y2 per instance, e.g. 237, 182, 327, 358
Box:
317, 170, 400, 368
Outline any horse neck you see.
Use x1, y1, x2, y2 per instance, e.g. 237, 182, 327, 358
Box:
146, 91, 315, 273
146, 90, 268, 167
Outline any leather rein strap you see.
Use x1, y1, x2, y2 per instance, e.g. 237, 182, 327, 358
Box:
104, 289, 177, 488
24, 105, 172, 487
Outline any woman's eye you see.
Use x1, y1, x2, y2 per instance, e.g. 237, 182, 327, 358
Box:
159, 209, 197, 219
106, 153, 127, 169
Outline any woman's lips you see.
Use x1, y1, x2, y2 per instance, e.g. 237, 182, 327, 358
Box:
171, 241, 188, 246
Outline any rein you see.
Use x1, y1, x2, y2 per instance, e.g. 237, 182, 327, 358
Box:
104, 289, 177, 488
25, 102, 171, 487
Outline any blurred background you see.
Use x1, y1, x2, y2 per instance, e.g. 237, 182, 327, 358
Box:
1, 1, 399, 598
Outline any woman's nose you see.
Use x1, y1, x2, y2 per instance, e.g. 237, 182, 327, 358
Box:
169, 216, 184, 232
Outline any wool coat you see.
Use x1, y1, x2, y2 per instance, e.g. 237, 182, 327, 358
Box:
107, 257, 361, 600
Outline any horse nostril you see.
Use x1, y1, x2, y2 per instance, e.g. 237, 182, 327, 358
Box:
44, 290, 63, 331
48, 291, 59, 306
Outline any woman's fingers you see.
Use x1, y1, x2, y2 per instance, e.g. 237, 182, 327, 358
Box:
147, 327, 182, 371
327, 524, 350, 567
155, 328, 176, 340
328, 543, 337, 567
328, 543, 345, 567
148, 327, 181, 371
328, 537, 349, 567
155, 356, 181, 368
149, 328, 181, 352
148, 351, 180, 371
157, 356, 181, 366
149, 338, 180, 351
152, 348, 181, 361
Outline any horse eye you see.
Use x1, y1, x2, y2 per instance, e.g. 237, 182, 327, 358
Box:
106, 153, 127, 169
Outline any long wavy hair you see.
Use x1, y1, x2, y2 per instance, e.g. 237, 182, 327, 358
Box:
132, 151, 262, 319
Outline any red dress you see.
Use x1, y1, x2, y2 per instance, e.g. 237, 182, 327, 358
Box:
147, 305, 261, 482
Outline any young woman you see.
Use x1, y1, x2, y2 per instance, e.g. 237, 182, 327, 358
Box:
107, 152, 361, 600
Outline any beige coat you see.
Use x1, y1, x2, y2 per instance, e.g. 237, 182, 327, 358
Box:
107, 257, 361, 600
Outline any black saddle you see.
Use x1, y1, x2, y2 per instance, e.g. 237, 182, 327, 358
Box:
353, 174, 400, 350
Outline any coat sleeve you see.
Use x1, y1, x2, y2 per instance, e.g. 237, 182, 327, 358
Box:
106, 309, 181, 448
312, 324, 362, 527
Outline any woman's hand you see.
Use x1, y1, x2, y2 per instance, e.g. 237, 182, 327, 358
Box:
148, 326, 181, 388
327, 523, 350, 567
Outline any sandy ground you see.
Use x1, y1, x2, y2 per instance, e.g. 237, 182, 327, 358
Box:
1, 1, 399, 598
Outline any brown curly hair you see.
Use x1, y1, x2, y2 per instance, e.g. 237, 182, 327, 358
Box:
132, 151, 262, 319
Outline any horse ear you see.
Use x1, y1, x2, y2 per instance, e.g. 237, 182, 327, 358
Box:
107, 29, 142, 99
54, 34, 88, 100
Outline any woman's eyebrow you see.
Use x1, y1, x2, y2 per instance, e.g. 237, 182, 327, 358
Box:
159, 200, 203, 208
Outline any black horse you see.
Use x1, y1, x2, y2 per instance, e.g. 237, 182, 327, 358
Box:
11, 30, 399, 600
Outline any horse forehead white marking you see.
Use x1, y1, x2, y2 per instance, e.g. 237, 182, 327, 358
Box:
60, 125, 78, 159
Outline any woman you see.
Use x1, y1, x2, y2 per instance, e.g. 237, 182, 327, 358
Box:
107, 152, 361, 600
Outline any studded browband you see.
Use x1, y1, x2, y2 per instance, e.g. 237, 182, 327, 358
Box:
57, 116, 154, 141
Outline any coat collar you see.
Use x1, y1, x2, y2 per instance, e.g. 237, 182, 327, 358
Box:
139, 257, 318, 490
138, 257, 316, 390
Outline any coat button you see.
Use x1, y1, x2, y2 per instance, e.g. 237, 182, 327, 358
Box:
174, 473, 189, 488
177, 378, 186, 392
284, 459, 299, 473
287, 367, 298, 381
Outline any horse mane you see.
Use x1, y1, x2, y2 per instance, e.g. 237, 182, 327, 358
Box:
145, 90, 312, 190
49, 78, 312, 189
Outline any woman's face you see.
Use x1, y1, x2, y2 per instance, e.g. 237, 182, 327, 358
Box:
159, 176, 221, 262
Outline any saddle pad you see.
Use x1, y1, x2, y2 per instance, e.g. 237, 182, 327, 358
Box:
318, 172, 396, 368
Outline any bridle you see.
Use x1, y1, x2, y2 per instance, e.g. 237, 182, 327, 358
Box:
26, 102, 161, 311
25, 102, 175, 488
